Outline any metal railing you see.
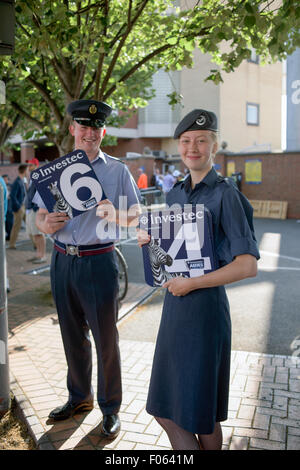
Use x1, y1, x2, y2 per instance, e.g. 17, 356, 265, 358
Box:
139, 187, 165, 206
0, 184, 10, 417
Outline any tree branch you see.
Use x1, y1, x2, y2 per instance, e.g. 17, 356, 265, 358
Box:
25, 74, 63, 126
75, 0, 106, 15
15, 19, 31, 38
0, 114, 21, 147
94, 0, 109, 100
102, 22, 212, 101
102, 43, 171, 100
49, 58, 74, 100
10, 101, 46, 131
98, 0, 150, 99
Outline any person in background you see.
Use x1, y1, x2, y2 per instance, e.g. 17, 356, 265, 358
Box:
153, 168, 163, 189
9, 163, 28, 249
25, 158, 46, 264
172, 169, 183, 183
137, 167, 148, 189
162, 169, 176, 193
2, 175, 13, 241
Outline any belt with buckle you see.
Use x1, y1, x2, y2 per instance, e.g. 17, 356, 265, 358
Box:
54, 240, 114, 257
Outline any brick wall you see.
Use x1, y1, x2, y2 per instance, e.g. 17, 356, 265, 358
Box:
0, 163, 19, 182
102, 137, 162, 158
215, 152, 300, 219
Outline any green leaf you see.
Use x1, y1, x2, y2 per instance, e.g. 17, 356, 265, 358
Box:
167, 37, 177, 45
244, 16, 256, 27
245, 3, 253, 15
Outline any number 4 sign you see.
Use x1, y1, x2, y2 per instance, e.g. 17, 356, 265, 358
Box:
31, 150, 106, 218
140, 206, 217, 287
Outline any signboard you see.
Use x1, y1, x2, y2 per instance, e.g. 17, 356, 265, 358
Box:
245, 159, 262, 184
31, 150, 106, 218
139, 205, 217, 287
227, 160, 235, 177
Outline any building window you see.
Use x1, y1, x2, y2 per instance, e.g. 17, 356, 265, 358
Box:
247, 48, 260, 64
246, 103, 260, 126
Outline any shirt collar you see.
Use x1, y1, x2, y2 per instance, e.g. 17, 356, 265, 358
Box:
184, 167, 218, 192
90, 150, 107, 165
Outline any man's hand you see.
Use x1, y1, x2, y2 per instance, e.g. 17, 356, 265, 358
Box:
163, 277, 194, 296
97, 199, 141, 227
36, 209, 69, 234
96, 199, 117, 223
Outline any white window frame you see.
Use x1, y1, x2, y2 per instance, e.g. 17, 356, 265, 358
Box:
246, 103, 260, 126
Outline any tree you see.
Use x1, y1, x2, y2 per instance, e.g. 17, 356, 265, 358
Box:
1, 0, 300, 155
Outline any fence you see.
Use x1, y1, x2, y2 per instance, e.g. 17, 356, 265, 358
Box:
139, 187, 165, 207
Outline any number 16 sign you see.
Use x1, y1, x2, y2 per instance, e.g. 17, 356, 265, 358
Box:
31, 149, 106, 218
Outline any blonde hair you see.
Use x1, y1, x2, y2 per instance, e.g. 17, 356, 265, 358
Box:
210, 131, 218, 143
210, 131, 219, 158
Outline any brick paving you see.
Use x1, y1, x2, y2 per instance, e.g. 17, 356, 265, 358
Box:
4, 231, 300, 450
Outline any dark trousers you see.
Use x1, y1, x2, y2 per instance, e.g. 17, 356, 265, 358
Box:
5, 210, 14, 240
50, 248, 121, 415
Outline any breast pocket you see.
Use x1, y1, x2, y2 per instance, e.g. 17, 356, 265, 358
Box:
102, 183, 121, 207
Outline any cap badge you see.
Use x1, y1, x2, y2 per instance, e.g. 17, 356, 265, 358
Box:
196, 115, 206, 127
89, 104, 97, 114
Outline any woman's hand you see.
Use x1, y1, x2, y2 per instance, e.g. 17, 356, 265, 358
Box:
136, 228, 150, 247
163, 277, 194, 296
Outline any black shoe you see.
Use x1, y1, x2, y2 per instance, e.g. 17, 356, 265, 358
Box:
99, 414, 121, 439
48, 401, 93, 421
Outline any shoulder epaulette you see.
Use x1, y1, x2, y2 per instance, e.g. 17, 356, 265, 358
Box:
217, 175, 238, 189
103, 153, 125, 164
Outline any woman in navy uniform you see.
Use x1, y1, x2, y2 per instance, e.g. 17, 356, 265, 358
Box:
138, 109, 260, 450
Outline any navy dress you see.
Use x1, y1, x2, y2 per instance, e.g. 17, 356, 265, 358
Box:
146, 168, 260, 434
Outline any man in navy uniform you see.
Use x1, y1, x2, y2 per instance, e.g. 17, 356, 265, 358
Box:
35, 100, 141, 439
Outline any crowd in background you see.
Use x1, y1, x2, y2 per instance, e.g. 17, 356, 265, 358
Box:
0, 159, 46, 267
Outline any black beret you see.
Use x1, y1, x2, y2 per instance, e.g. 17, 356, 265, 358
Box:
174, 109, 218, 139
67, 99, 112, 128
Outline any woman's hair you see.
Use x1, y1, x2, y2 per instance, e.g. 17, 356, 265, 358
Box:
210, 131, 219, 158
210, 131, 218, 143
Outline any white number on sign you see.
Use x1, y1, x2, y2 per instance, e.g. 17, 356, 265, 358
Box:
165, 221, 211, 277
59, 163, 103, 211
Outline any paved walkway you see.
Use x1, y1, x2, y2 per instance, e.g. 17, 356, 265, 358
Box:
4, 232, 300, 450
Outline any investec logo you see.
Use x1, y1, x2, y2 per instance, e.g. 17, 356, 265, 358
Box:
141, 204, 205, 241
31, 151, 85, 179
148, 205, 204, 226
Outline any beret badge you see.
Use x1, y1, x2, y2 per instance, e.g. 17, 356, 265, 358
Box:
196, 114, 207, 127
89, 104, 97, 115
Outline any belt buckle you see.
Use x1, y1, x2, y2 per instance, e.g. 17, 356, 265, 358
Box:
66, 245, 80, 256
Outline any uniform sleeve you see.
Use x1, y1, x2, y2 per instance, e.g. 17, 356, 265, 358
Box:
218, 186, 260, 265
121, 165, 142, 208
